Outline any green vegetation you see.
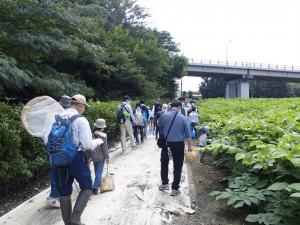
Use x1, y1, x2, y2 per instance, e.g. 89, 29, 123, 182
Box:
198, 98, 300, 225
0, 100, 137, 196
0, 0, 186, 101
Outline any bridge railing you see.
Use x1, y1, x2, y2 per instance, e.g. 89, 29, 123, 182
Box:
188, 59, 300, 72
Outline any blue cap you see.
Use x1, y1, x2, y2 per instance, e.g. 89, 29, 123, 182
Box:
203, 125, 209, 132
123, 95, 131, 101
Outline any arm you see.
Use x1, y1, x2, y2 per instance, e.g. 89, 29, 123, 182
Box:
78, 118, 97, 150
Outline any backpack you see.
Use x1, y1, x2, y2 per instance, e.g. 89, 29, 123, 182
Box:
117, 104, 130, 124
135, 109, 144, 126
45, 114, 82, 167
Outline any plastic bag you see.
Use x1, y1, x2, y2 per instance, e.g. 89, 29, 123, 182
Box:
21, 96, 65, 138
100, 164, 115, 193
185, 150, 199, 161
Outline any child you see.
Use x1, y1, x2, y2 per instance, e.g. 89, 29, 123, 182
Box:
188, 108, 199, 139
199, 126, 209, 163
87, 118, 110, 195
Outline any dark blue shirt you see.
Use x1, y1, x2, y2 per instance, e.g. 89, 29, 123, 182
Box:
158, 109, 191, 142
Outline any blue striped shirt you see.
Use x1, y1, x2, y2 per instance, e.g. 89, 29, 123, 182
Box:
158, 109, 191, 142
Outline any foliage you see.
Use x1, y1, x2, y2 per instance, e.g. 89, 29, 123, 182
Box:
198, 98, 300, 225
0, 0, 186, 101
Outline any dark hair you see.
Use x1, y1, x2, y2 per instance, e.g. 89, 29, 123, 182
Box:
139, 99, 145, 104
192, 108, 196, 112
136, 103, 141, 108
170, 100, 182, 108
178, 97, 185, 101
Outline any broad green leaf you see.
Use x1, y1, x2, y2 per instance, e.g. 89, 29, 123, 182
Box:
288, 183, 300, 191
235, 153, 245, 161
290, 192, 300, 198
267, 182, 289, 191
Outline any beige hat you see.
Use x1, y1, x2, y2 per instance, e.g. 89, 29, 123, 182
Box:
94, 118, 107, 129
71, 94, 90, 107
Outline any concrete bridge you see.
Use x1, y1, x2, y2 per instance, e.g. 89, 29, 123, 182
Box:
186, 59, 300, 98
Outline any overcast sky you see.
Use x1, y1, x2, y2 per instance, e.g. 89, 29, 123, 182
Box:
137, 0, 300, 91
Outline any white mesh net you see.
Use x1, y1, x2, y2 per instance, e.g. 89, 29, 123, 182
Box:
21, 96, 65, 139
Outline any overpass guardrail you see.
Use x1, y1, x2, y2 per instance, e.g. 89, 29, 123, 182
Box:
188, 59, 300, 72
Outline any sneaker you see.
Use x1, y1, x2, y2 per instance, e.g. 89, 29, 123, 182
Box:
46, 197, 60, 208
132, 145, 137, 150
159, 184, 170, 191
170, 189, 180, 196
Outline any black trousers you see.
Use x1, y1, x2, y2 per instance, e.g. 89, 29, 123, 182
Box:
133, 125, 144, 143
160, 141, 185, 190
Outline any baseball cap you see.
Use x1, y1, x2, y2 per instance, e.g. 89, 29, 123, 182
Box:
71, 94, 90, 107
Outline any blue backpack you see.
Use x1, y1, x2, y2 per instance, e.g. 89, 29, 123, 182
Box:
142, 110, 147, 123
46, 114, 82, 167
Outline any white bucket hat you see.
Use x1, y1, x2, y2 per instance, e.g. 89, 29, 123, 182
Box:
94, 119, 107, 129
71, 94, 90, 107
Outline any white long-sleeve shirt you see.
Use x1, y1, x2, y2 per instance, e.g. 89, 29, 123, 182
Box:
44, 108, 96, 151
189, 112, 199, 123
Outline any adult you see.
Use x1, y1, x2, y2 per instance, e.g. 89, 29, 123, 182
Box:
152, 97, 162, 139
116, 95, 137, 152
46, 95, 72, 208
139, 99, 149, 138
44, 94, 97, 225
158, 100, 192, 196
133, 103, 144, 144
178, 97, 188, 117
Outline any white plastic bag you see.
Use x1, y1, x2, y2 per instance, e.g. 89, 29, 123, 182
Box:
21, 96, 65, 138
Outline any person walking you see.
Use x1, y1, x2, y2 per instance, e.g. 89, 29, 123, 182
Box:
188, 108, 199, 139
116, 95, 137, 152
133, 103, 144, 144
139, 99, 149, 139
158, 100, 192, 196
152, 97, 162, 139
46, 95, 72, 208
44, 94, 98, 225
86, 118, 110, 195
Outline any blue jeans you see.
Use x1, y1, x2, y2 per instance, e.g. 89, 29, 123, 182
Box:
50, 166, 60, 198
92, 159, 105, 192
56, 151, 92, 196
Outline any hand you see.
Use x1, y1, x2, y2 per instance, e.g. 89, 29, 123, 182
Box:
106, 159, 110, 164
188, 146, 192, 152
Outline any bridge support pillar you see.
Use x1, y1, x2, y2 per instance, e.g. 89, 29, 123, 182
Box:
225, 79, 249, 98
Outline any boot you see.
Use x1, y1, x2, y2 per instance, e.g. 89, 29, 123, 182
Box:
60, 195, 72, 225
69, 189, 92, 225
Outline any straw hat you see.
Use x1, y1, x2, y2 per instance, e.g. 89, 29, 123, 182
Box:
94, 119, 107, 129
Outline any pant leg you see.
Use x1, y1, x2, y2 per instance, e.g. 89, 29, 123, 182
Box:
56, 167, 74, 197
125, 120, 136, 147
168, 142, 185, 191
50, 166, 60, 198
92, 160, 105, 191
133, 125, 139, 143
140, 126, 144, 142
143, 121, 147, 137
119, 123, 127, 151
160, 147, 169, 185
69, 151, 92, 192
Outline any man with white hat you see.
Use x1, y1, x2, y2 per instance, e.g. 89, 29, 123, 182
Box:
45, 94, 96, 225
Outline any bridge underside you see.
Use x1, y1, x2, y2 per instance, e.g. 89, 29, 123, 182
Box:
187, 71, 300, 83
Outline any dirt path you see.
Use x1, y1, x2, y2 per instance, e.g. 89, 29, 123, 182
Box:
173, 158, 248, 225
0, 136, 193, 225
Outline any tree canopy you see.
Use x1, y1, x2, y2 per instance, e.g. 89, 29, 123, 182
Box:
0, 0, 187, 101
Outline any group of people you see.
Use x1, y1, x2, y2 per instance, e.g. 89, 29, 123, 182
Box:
43, 94, 209, 225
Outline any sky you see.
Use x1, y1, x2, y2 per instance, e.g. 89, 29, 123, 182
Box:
137, 0, 300, 92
